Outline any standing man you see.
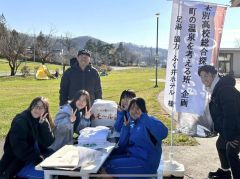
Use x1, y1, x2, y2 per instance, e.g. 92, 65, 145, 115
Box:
198, 65, 240, 179
59, 49, 102, 106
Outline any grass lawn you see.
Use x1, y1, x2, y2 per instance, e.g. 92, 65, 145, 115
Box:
0, 58, 63, 75
0, 65, 197, 145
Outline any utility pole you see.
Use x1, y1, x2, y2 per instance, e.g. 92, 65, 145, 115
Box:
154, 13, 160, 88
33, 32, 36, 62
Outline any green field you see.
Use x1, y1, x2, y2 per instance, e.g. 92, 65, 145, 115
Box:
0, 59, 63, 75
0, 61, 196, 145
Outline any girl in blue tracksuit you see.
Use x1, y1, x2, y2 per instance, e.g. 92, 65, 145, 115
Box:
114, 89, 136, 133
104, 97, 168, 179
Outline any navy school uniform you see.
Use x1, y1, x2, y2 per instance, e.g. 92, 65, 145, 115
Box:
104, 113, 168, 179
114, 110, 130, 133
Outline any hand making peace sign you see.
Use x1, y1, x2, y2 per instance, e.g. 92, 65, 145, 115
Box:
84, 106, 92, 119
39, 113, 48, 124
70, 109, 77, 123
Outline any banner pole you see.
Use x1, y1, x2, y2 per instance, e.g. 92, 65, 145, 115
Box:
169, 107, 174, 163
163, 0, 185, 177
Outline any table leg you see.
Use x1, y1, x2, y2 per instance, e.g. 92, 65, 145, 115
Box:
81, 174, 89, 179
44, 171, 53, 179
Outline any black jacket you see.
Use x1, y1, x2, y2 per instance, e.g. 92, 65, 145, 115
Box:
59, 58, 102, 106
209, 75, 240, 141
0, 110, 54, 178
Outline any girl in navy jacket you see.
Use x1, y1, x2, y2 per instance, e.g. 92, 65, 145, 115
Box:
104, 97, 168, 178
114, 89, 136, 133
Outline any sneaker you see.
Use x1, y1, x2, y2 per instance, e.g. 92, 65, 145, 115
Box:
208, 168, 231, 179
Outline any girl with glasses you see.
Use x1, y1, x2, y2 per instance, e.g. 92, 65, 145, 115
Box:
0, 97, 54, 179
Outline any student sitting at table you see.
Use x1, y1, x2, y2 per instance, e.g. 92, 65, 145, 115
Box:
49, 90, 92, 151
102, 97, 168, 179
114, 89, 136, 133
0, 97, 55, 179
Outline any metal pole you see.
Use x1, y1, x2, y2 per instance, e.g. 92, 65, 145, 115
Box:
61, 49, 64, 74
154, 13, 160, 88
33, 33, 36, 62
61, 35, 64, 73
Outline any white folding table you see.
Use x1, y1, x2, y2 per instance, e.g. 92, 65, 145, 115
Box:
36, 143, 115, 179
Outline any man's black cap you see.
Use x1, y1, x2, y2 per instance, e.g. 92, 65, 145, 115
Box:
77, 49, 91, 57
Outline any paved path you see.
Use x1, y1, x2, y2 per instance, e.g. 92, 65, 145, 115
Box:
159, 78, 240, 178
158, 89, 219, 179
162, 137, 219, 179
110, 66, 139, 71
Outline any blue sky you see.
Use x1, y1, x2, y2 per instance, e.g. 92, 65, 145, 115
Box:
1, 0, 239, 49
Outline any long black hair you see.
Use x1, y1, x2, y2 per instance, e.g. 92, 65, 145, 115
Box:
69, 90, 91, 117
27, 96, 54, 129
119, 89, 136, 105
128, 97, 148, 113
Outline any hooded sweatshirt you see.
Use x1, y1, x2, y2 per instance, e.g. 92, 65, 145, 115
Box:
49, 104, 91, 151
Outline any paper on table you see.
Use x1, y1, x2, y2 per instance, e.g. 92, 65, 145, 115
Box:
78, 141, 115, 152
40, 145, 101, 169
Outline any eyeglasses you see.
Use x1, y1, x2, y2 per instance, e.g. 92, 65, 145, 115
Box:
34, 105, 45, 110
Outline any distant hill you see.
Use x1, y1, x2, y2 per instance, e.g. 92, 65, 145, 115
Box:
71, 36, 168, 62
71, 36, 107, 49
117, 42, 168, 61
26, 34, 168, 65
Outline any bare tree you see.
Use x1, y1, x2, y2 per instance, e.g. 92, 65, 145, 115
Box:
35, 29, 57, 64
61, 32, 76, 55
60, 32, 77, 71
0, 29, 28, 76
0, 14, 28, 75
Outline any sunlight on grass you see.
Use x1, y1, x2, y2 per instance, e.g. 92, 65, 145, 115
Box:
0, 58, 62, 74
0, 66, 197, 145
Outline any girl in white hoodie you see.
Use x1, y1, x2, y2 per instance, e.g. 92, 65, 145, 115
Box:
50, 90, 92, 151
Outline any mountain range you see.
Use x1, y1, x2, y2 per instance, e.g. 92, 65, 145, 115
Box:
71, 36, 168, 62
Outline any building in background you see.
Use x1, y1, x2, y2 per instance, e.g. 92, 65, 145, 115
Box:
218, 48, 240, 77
230, 0, 240, 7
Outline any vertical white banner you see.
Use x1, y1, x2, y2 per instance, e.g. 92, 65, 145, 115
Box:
164, 0, 227, 115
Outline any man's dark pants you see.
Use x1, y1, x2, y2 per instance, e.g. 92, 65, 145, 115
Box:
216, 135, 240, 179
